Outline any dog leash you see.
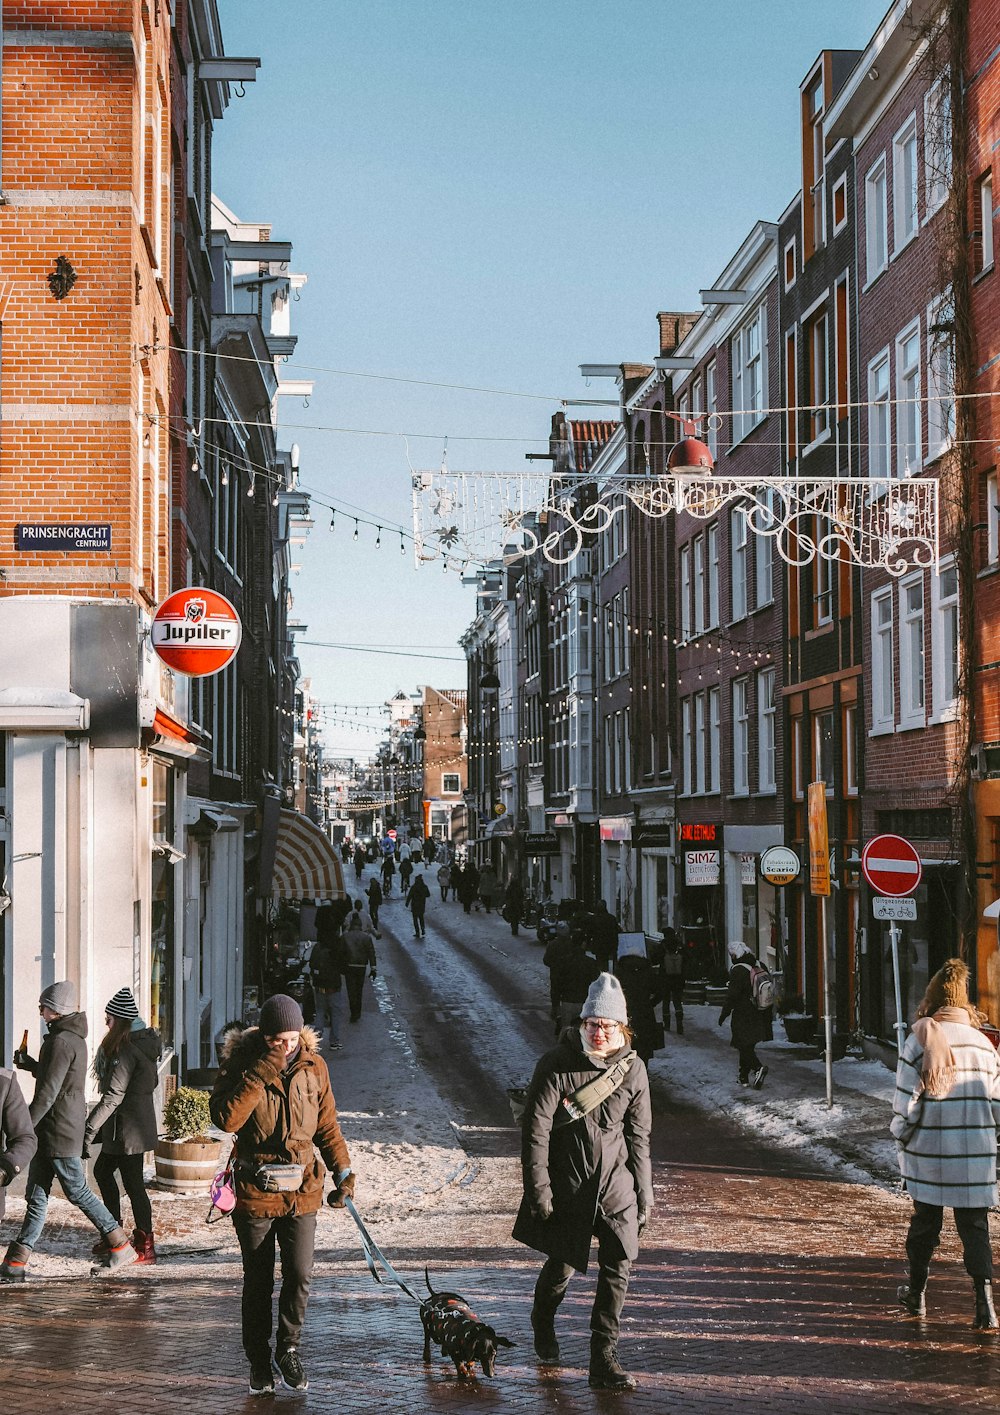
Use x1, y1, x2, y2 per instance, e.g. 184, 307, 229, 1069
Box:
343, 1196, 422, 1304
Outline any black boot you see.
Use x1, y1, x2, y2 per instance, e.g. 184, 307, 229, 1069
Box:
897, 1282, 926, 1316
589, 1341, 637, 1392
676, 1019, 684, 1034
530, 1307, 560, 1364
973, 1278, 999, 1330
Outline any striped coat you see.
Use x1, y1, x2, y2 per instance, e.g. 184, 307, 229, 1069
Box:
891, 1018, 1000, 1208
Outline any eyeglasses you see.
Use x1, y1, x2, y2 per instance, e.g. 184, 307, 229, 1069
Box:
583, 1018, 621, 1034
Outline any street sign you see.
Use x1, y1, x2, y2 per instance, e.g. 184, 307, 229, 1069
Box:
760, 845, 801, 887
151, 587, 242, 676
807, 783, 830, 896
873, 895, 917, 921
861, 834, 922, 898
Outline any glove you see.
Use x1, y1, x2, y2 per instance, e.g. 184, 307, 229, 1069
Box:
81, 1142, 92, 1162
260, 1040, 287, 1077
530, 1198, 553, 1223
13, 1051, 33, 1072
327, 1170, 356, 1208
369, 970, 377, 980
637, 1207, 649, 1236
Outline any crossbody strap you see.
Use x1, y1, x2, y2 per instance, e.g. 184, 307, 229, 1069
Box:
561, 1054, 634, 1122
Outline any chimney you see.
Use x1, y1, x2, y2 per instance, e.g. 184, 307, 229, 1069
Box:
657, 310, 701, 356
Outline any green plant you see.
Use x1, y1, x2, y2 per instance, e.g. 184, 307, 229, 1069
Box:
162, 1086, 213, 1142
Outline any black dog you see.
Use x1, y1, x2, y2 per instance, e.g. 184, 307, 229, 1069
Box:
420, 1268, 515, 1379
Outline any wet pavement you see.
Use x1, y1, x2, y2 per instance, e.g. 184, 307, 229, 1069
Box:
3, 874, 1000, 1410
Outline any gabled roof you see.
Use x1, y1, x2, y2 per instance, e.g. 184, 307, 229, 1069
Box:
569, 420, 619, 474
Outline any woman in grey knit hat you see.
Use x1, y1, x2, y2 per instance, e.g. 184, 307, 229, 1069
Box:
513, 971, 652, 1392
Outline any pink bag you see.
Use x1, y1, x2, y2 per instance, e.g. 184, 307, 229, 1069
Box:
207, 1165, 236, 1223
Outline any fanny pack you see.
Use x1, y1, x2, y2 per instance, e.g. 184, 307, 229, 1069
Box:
251, 1162, 305, 1193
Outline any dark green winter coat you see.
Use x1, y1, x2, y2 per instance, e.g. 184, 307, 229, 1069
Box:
20, 1011, 89, 1158
84, 1026, 162, 1155
512, 1027, 653, 1274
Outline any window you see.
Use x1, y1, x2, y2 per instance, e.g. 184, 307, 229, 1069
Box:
896, 322, 921, 475
978, 170, 995, 272
865, 156, 888, 281
925, 78, 952, 216
681, 698, 693, 795
806, 71, 826, 255
732, 305, 766, 443
899, 573, 926, 726
579, 709, 591, 787
706, 361, 718, 459
441, 773, 460, 794
694, 693, 706, 794
832, 174, 847, 234
707, 523, 720, 627
785, 330, 798, 463
757, 669, 776, 793
731, 510, 748, 621
579, 597, 591, 673
927, 296, 955, 457
806, 307, 830, 443
844, 705, 858, 795
709, 686, 721, 793
835, 277, 849, 421
815, 519, 833, 624
932, 559, 959, 717
755, 489, 774, 607
814, 710, 835, 791
988, 471, 1000, 565
732, 679, 750, 795
872, 589, 894, 731
692, 535, 705, 634
893, 115, 919, 251
792, 717, 804, 798
784, 238, 796, 290
868, 350, 890, 479
680, 545, 691, 640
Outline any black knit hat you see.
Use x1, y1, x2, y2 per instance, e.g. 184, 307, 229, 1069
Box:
259, 993, 304, 1036
105, 987, 139, 1021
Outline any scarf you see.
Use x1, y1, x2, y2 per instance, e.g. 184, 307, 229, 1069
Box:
578, 1026, 625, 1069
911, 1005, 975, 1097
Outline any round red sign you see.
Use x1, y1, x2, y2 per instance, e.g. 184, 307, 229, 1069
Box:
861, 833, 922, 898
151, 588, 242, 677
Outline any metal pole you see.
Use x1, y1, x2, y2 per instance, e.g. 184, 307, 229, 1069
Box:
822, 892, 834, 1108
889, 920, 907, 1056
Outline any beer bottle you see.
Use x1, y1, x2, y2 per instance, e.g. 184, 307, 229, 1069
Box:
15, 1028, 28, 1064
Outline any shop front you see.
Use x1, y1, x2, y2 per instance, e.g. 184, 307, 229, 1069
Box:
636, 820, 674, 941
599, 815, 634, 924
724, 824, 784, 971
677, 820, 723, 977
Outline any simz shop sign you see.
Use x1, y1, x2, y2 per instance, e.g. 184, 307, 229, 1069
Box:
685, 849, 720, 886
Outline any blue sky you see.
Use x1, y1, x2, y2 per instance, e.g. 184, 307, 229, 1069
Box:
214, 0, 889, 758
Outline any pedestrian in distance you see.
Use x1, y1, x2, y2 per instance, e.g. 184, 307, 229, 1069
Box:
406, 870, 431, 938
308, 929, 343, 1052
514, 972, 652, 1392
436, 860, 452, 903
614, 937, 660, 1065
399, 854, 414, 891
84, 987, 163, 1264
353, 846, 365, 883
380, 852, 395, 897
503, 877, 525, 937
589, 901, 619, 973
422, 836, 437, 865
211, 993, 355, 1396
0, 1061, 36, 1238
457, 860, 479, 914
892, 958, 1000, 1329
1, 981, 137, 1281
341, 905, 377, 1023
660, 926, 686, 1034
365, 876, 383, 931
718, 940, 771, 1088
478, 862, 499, 914
340, 840, 351, 864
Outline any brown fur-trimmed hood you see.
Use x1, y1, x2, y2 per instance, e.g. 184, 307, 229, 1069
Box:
219, 1024, 321, 1067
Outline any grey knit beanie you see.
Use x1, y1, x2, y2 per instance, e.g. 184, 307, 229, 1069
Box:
581, 972, 629, 1025
259, 993, 304, 1036
39, 980, 77, 1015
105, 987, 139, 1021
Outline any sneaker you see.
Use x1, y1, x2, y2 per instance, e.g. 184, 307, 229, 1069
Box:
274, 1348, 308, 1392
249, 1357, 275, 1396
751, 1065, 768, 1090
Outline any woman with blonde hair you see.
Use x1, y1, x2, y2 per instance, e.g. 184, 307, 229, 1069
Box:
892, 957, 1000, 1328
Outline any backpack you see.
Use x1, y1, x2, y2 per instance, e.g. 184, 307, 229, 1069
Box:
744, 961, 774, 1010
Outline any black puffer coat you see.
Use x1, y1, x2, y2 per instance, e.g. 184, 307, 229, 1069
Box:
719, 956, 773, 1049
85, 1026, 162, 1155
0, 1070, 36, 1215
512, 1027, 652, 1274
22, 1011, 89, 1158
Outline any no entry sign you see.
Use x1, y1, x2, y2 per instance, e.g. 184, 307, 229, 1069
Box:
861, 834, 922, 898
151, 588, 242, 677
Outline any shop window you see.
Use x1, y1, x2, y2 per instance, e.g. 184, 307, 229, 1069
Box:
813, 710, 835, 793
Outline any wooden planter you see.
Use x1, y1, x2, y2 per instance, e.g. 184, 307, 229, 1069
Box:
782, 1014, 818, 1045
154, 1136, 222, 1193
683, 982, 707, 1005
705, 985, 729, 1007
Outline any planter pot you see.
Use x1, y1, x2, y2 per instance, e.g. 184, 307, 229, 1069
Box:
782, 1014, 818, 1045
705, 985, 728, 1007
683, 982, 707, 1005
154, 1136, 222, 1193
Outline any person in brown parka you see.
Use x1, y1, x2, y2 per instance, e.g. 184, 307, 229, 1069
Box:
211, 993, 354, 1397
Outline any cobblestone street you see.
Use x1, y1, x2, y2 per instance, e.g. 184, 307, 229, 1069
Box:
2, 893, 1000, 1412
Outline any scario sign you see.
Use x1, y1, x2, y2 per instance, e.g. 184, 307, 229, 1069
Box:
760, 845, 801, 887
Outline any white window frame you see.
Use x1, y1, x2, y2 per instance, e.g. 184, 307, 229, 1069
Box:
988, 471, 1000, 565
832, 172, 848, 235
844, 705, 858, 796
680, 545, 691, 640
708, 685, 721, 793
926, 295, 955, 459
865, 155, 888, 282
707, 522, 720, 627
899, 571, 926, 729
815, 518, 833, 625
931, 556, 959, 722
871, 588, 895, 733
706, 360, 718, 459
980, 170, 995, 272
895, 320, 921, 477
924, 78, 952, 218
807, 307, 830, 445
694, 692, 706, 795
441, 772, 461, 795
731, 304, 766, 444
755, 489, 774, 608
681, 699, 692, 796
692, 535, 705, 634
868, 348, 890, 479
732, 678, 750, 796
814, 710, 836, 795
784, 237, 797, 291
757, 668, 776, 794
731, 509, 748, 622
892, 113, 919, 253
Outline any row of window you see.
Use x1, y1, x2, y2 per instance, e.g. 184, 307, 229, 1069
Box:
866, 299, 955, 478
864, 81, 951, 287
678, 502, 774, 640
679, 668, 776, 799
870, 561, 958, 733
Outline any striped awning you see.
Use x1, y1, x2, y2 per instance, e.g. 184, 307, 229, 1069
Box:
271, 809, 347, 901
